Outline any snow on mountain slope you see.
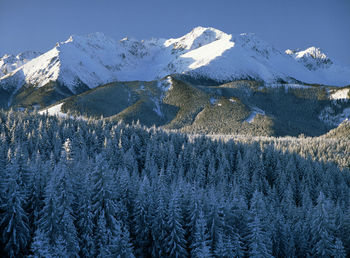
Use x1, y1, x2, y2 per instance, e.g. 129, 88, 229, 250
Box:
1, 26, 349, 96
0, 51, 41, 78
38, 102, 87, 120
167, 32, 317, 83
38, 103, 66, 117
1, 33, 124, 93
164, 26, 229, 51
286, 47, 333, 70
286, 47, 350, 86
245, 107, 266, 123
330, 88, 350, 100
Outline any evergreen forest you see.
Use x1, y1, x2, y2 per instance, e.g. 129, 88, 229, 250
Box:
0, 109, 350, 257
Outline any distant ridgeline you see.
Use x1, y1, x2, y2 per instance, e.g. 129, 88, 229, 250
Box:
0, 109, 350, 257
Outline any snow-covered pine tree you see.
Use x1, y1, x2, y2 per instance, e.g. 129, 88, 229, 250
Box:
91, 155, 121, 257
310, 192, 336, 257
191, 210, 212, 257
0, 159, 30, 257
133, 176, 153, 256
166, 188, 187, 257
246, 216, 273, 258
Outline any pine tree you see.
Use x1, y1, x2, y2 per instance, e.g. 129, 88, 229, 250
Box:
95, 210, 112, 258
0, 163, 30, 257
166, 189, 187, 258
310, 192, 336, 257
151, 191, 168, 257
187, 187, 202, 244
76, 172, 95, 257
114, 219, 135, 258
191, 210, 212, 257
91, 155, 121, 257
246, 216, 273, 258
133, 176, 153, 256
206, 189, 225, 252
37, 178, 59, 248
54, 147, 80, 256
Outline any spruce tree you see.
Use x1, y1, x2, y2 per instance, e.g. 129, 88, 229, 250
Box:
0, 162, 30, 257
310, 192, 336, 257
166, 189, 187, 258
191, 210, 212, 257
246, 216, 273, 258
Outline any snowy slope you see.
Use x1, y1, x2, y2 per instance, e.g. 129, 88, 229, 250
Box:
0, 51, 41, 78
0, 33, 124, 94
330, 88, 350, 100
38, 102, 87, 120
286, 47, 350, 86
38, 103, 66, 117
1, 26, 349, 96
286, 47, 333, 70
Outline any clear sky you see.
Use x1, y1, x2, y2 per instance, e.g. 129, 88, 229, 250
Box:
1, 0, 349, 66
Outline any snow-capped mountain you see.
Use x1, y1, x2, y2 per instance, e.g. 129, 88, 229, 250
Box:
286, 47, 333, 70
0, 51, 41, 77
285, 47, 350, 85
1, 26, 349, 97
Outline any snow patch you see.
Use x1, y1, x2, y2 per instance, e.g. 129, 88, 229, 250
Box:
179, 35, 234, 70
330, 89, 350, 100
245, 107, 265, 123
38, 103, 67, 118
38, 103, 87, 120
158, 76, 173, 92
151, 97, 163, 117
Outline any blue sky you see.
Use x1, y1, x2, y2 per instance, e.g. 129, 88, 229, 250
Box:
1, 0, 349, 65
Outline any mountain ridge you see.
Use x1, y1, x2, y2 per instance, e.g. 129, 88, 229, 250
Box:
1, 26, 349, 98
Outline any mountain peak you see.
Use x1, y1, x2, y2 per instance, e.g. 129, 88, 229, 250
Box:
286, 46, 333, 70
164, 26, 231, 51
295, 46, 328, 60
62, 32, 116, 48
188, 26, 227, 36
0, 51, 41, 78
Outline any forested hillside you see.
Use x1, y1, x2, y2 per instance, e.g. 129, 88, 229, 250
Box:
38, 77, 350, 137
0, 110, 350, 257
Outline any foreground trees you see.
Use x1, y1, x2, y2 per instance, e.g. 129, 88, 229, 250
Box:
0, 110, 349, 257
